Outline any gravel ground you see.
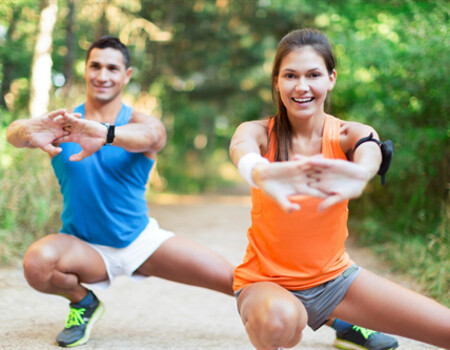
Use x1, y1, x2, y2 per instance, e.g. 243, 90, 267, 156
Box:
0, 195, 442, 349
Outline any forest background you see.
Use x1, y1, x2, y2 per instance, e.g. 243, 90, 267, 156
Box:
0, 0, 448, 305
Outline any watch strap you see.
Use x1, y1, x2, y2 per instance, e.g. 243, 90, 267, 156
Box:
100, 122, 115, 145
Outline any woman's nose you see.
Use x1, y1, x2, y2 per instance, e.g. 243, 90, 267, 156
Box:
295, 77, 308, 91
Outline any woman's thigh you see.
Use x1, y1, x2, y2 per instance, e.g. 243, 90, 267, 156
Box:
330, 268, 450, 348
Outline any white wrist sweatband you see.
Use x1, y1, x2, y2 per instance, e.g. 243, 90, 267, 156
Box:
237, 153, 269, 188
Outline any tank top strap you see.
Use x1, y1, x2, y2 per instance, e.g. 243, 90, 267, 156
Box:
114, 104, 133, 126
266, 117, 277, 162
72, 103, 133, 126
266, 115, 346, 160
322, 114, 347, 160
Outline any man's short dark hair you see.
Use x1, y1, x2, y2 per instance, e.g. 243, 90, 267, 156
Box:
86, 36, 131, 68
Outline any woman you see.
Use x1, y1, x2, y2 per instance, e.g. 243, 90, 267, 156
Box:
229, 28, 450, 350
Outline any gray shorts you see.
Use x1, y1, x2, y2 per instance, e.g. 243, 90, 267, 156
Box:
235, 264, 361, 331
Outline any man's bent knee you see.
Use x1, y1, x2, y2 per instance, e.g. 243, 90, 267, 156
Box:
23, 240, 60, 291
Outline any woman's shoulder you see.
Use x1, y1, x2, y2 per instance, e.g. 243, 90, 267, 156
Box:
337, 119, 378, 154
236, 118, 270, 136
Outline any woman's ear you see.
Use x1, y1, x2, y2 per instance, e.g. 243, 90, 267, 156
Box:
328, 69, 337, 91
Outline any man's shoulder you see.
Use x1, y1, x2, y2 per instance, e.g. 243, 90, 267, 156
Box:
72, 103, 86, 114
129, 109, 160, 123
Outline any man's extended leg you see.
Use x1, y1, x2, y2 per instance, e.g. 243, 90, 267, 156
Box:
23, 234, 108, 347
135, 235, 234, 295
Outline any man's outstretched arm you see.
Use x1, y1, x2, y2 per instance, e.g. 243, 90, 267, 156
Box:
6, 109, 69, 156
54, 111, 166, 161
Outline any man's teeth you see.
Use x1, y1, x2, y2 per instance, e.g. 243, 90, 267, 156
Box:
293, 97, 314, 103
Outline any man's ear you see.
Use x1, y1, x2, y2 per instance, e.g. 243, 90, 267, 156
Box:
124, 67, 133, 84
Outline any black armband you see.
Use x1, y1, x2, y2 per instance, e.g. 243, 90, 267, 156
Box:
353, 132, 393, 186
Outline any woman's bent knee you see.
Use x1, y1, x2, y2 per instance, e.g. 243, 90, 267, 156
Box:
246, 298, 305, 348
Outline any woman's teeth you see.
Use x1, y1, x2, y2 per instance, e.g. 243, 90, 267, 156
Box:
293, 97, 314, 103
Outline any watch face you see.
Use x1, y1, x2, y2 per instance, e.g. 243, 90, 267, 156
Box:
100, 122, 114, 145
106, 125, 115, 145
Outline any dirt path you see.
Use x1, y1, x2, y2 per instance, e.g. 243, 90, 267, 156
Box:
0, 195, 441, 349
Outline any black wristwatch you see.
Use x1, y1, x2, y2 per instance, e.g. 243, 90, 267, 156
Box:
100, 122, 115, 145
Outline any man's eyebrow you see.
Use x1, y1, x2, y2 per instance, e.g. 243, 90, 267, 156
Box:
88, 61, 121, 69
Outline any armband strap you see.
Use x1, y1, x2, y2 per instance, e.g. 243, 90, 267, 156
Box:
238, 153, 269, 188
354, 132, 394, 185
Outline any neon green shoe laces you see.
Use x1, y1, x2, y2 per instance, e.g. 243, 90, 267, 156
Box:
352, 326, 377, 340
65, 307, 86, 328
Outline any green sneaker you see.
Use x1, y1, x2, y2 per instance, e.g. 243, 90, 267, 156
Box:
56, 292, 105, 347
334, 326, 399, 350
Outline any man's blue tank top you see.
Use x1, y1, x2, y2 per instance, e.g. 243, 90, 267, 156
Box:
51, 103, 155, 248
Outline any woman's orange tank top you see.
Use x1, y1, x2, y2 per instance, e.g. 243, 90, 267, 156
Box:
233, 115, 353, 292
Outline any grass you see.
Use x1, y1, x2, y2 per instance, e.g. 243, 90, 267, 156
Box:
350, 202, 449, 307
0, 132, 62, 264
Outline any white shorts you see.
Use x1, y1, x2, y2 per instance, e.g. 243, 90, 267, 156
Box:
86, 218, 175, 289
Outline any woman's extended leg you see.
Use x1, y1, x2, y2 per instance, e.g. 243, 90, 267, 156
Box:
331, 268, 450, 348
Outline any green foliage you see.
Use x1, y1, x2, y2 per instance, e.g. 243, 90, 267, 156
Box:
330, 0, 449, 240
351, 200, 449, 306
0, 127, 61, 264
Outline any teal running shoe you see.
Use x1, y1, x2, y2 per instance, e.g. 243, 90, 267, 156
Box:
334, 326, 399, 350
56, 292, 104, 347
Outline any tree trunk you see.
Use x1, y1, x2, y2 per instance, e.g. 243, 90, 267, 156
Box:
29, 0, 58, 117
95, 4, 109, 39
0, 7, 21, 109
63, 0, 76, 87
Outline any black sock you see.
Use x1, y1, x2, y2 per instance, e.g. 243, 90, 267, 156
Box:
76, 289, 95, 307
331, 319, 353, 333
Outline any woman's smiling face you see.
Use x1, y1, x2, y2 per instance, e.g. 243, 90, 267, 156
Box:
275, 46, 336, 122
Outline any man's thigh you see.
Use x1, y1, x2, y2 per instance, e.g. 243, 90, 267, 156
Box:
26, 233, 108, 284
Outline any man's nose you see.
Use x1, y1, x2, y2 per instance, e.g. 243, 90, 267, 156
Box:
98, 68, 108, 81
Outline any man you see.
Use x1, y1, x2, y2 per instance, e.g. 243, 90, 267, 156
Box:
7, 36, 233, 347
7, 36, 398, 350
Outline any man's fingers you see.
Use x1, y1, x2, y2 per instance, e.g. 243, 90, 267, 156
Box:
69, 152, 83, 162
41, 143, 62, 156
69, 149, 92, 162
54, 135, 71, 143
47, 109, 67, 120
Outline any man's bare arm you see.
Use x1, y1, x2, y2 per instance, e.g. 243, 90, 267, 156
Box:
6, 109, 68, 156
